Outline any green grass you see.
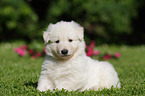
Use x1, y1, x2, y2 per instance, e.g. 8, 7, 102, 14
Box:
0, 41, 145, 95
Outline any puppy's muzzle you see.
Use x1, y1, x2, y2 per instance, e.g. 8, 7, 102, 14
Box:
61, 49, 68, 56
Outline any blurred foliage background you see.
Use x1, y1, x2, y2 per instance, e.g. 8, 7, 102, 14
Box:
0, 0, 145, 45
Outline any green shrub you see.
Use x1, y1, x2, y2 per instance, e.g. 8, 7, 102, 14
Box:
0, 0, 141, 44
46, 0, 139, 43
0, 0, 39, 41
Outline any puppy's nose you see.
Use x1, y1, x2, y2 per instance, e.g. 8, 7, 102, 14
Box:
61, 49, 68, 55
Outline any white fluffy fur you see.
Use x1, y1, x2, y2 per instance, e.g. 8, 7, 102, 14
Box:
37, 21, 121, 92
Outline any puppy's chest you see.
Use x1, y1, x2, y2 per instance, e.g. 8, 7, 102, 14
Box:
45, 61, 85, 80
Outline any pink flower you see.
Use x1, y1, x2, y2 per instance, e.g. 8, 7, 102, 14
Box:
93, 51, 100, 55
86, 41, 95, 50
14, 48, 26, 56
114, 53, 121, 58
89, 40, 95, 49
14, 45, 27, 56
86, 47, 94, 56
86, 41, 100, 56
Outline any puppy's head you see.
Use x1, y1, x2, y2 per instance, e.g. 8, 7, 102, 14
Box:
43, 21, 85, 60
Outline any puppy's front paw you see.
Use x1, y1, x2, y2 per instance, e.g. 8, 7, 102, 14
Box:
37, 85, 52, 92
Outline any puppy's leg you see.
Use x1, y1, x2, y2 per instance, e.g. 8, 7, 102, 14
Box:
37, 75, 54, 92
55, 82, 73, 91
55, 80, 85, 91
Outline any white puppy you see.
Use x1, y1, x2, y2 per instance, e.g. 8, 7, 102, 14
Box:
37, 21, 121, 92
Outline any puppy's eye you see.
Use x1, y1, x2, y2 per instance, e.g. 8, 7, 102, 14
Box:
69, 39, 73, 42
55, 40, 59, 43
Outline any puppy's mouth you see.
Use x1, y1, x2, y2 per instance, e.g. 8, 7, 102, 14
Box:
60, 54, 75, 59
53, 49, 74, 60
58, 54, 73, 60
60, 54, 70, 57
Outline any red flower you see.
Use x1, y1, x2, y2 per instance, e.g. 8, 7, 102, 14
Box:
28, 49, 34, 55
14, 42, 121, 61
43, 47, 46, 55
36, 52, 42, 57
103, 54, 112, 60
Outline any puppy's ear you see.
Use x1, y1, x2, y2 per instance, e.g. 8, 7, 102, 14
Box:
78, 27, 84, 41
43, 31, 50, 44
71, 21, 84, 41
43, 24, 53, 44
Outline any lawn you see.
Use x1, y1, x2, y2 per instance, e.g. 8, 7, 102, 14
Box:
0, 41, 144, 96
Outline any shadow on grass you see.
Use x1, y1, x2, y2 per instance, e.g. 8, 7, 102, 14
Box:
24, 81, 38, 88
